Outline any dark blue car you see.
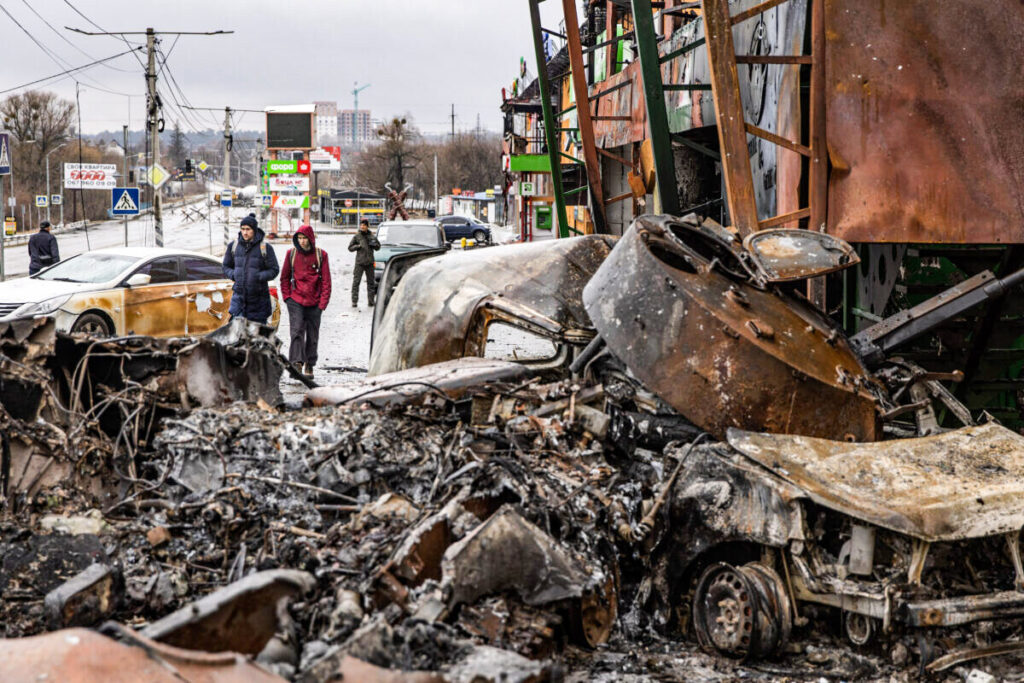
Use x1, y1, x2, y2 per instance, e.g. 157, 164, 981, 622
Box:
437, 215, 491, 244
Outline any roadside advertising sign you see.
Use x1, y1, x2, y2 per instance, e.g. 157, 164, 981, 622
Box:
3, 217, 15, 235
309, 146, 341, 171
265, 159, 311, 175
268, 176, 310, 192
272, 195, 309, 209
63, 163, 118, 189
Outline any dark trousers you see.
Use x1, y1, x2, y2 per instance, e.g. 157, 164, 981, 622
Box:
352, 263, 376, 304
285, 300, 322, 366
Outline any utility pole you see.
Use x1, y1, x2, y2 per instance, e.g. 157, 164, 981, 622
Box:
450, 104, 456, 137
123, 124, 129, 246
434, 154, 438, 216
145, 28, 163, 247
68, 26, 233, 246
223, 106, 232, 245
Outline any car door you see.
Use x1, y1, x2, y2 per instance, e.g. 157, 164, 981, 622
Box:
182, 256, 232, 334
122, 256, 189, 337
441, 217, 468, 240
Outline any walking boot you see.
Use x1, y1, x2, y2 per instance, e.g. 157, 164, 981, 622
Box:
303, 364, 314, 378
291, 361, 304, 376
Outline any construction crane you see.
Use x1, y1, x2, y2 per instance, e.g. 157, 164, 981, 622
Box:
351, 82, 371, 146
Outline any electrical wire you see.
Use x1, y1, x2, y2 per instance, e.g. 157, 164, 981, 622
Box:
62, 0, 146, 70
20, 0, 135, 73
0, 1, 134, 96
0, 46, 141, 94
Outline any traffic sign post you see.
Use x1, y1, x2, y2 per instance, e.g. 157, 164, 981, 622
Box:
0, 132, 10, 282
35, 195, 48, 208
111, 187, 141, 216
220, 192, 232, 207
198, 160, 209, 173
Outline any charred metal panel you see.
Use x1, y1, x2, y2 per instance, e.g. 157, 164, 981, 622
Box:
368, 236, 615, 375
826, 1, 1024, 243
583, 215, 878, 440
727, 422, 1024, 541
743, 229, 859, 282
306, 358, 531, 407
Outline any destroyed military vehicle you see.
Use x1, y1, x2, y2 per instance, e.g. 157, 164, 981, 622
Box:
354, 212, 1024, 672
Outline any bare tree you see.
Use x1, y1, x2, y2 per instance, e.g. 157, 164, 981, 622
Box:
167, 121, 188, 171
420, 132, 502, 195
354, 116, 422, 193
1, 91, 76, 222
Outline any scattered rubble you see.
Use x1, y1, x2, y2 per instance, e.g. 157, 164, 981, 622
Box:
7, 215, 1024, 681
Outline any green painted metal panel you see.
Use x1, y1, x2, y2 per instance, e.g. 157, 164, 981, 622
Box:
510, 155, 552, 173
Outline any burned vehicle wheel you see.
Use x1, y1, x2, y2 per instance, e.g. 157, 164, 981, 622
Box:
692, 562, 792, 661
843, 611, 875, 647
71, 312, 111, 337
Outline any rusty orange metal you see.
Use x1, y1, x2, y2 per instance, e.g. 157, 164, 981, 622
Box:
0, 628, 285, 682
825, 0, 1024, 243
583, 215, 880, 441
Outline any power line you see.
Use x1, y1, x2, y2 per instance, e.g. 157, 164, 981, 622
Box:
20, 0, 134, 73
0, 46, 142, 94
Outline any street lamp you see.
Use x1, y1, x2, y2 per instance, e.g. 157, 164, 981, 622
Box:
45, 142, 67, 225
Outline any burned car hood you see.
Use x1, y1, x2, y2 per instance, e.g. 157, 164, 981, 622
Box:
727, 422, 1024, 542
368, 235, 616, 375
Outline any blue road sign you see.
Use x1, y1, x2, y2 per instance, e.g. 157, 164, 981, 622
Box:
111, 187, 140, 216
0, 133, 10, 176
220, 192, 233, 207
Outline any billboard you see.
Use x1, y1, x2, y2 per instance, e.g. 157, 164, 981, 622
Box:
309, 146, 341, 171
269, 176, 310, 192
64, 163, 118, 189
266, 112, 313, 150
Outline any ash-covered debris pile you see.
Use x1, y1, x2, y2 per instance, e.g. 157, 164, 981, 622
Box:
0, 317, 283, 512
2, 378, 664, 680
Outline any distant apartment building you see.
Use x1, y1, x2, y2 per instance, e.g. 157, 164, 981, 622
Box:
314, 101, 338, 144
338, 110, 373, 144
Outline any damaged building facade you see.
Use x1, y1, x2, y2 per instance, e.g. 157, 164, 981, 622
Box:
4, 0, 1024, 681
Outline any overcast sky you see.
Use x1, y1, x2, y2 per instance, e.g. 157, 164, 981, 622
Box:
0, 0, 565, 136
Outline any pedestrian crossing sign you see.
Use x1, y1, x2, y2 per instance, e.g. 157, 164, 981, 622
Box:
35, 195, 48, 207
111, 187, 140, 216
0, 133, 9, 175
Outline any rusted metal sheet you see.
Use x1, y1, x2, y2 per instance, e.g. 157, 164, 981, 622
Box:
592, 2, 806, 222
142, 569, 314, 654
826, 0, 1024, 243
0, 628, 285, 682
368, 236, 615, 375
727, 422, 1024, 541
583, 215, 878, 441
743, 228, 859, 282
306, 357, 531, 407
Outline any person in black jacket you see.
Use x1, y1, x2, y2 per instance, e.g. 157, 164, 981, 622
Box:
28, 221, 60, 275
348, 218, 380, 307
222, 213, 279, 324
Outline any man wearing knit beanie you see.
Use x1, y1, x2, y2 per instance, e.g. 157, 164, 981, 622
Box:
222, 213, 279, 323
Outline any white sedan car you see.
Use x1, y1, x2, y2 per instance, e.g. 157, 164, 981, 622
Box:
0, 247, 280, 337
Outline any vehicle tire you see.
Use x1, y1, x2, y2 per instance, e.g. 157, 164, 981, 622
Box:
692, 561, 792, 661
71, 312, 112, 337
473, 229, 488, 244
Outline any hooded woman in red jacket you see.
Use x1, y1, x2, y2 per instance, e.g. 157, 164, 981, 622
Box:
280, 224, 332, 377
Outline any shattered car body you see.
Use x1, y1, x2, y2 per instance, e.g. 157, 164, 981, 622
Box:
656, 422, 1024, 668
0, 247, 280, 337
368, 235, 615, 376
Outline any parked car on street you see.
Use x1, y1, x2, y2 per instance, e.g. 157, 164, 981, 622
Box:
437, 215, 492, 244
0, 247, 280, 337
373, 220, 448, 283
